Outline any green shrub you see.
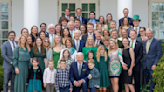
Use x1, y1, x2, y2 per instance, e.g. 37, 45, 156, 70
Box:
0, 49, 3, 66
0, 65, 4, 90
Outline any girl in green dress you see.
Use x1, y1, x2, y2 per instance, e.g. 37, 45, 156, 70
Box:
82, 35, 97, 61
95, 45, 110, 92
30, 37, 47, 73
105, 13, 113, 30
26, 58, 42, 92
13, 35, 31, 92
52, 35, 65, 69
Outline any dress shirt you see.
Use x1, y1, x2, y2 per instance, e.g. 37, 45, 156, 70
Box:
88, 32, 94, 36
134, 26, 140, 35
95, 40, 100, 46
43, 67, 57, 83
89, 19, 96, 25
115, 39, 118, 43
9, 40, 17, 51
69, 30, 75, 39
77, 16, 82, 24
74, 39, 80, 48
118, 37, 130, 41
49, 34, 55, 42
65, 15, 70, 20
129, 39, 136, 49
62, 26, 66, 29
55, 69, 73, 91
146, 37, 153, 53
77, 62, 83, 71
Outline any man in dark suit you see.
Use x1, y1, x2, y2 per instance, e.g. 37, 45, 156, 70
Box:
119, 8, 133, 27
81, 22, 95, 41
95, 30, 103, 47
1, 31, 18, 92
70, 53, 89, 92
40, 23, 49, 37
73, 30, 85, 52
143, 28, 163, 92
87, 11, 99, 25
111, 29, 123, 48
75, 8, 87, 25
129, 29, 143, 92
59, 8, 70, 24
128, 15, 141, 37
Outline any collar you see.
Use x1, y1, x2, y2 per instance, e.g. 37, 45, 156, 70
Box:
77, 61, 83, 65
8, 40, 15, 42
88, 32, 94, 35
65, 15, 69, 17
130, 39, 136, 42
148, 37, 153, 42
48, 67, 54, 71
134, 26, 139, 29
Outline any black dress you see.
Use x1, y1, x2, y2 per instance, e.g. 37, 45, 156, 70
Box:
121, 48, 133, 84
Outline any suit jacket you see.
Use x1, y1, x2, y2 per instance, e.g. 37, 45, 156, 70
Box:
73, 40, 86, 52
1, 41, 18, 69
75, 16, 87, 25
45, 31, 49, 38
127, 27, 141, 37
81, 33, 95, 41
117, 40, 124, 48
143, 38, 163, 69
119, 17, 133, 27
133, 40, 143, 71
70, 62, 90, 83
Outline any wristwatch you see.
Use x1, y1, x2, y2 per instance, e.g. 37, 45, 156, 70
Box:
11, 62, 13, 64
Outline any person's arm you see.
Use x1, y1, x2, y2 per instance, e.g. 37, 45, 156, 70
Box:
154, 41, 163, 65
82, 64, 90, 82
12, 46, 19, 68
92, 68, 100, 79
43, 68, 47, 83
44, 58, 47, 68
30, 47, 34, 63
135, 42, 143, 64
129, 48, 135, 76
55, 70, 59, 92
118, 49, 128, 70
26, 69, 31, 84
1, 43, 12, 64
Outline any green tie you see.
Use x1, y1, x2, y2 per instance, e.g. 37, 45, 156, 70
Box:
79, 63, 81, 76
71, 31, 73, 39
51, 34, 53, 47
76, 41, 79, 51
130, 41, 134, 48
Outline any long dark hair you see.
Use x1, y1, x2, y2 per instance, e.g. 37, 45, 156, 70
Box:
62, 28, 71, 38
33, 37, 45, 55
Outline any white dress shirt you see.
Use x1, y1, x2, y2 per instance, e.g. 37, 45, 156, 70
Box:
49, 34, 55, 45
129, 39, 136, 49
43, 67, 57, 83
95, 40, 100, 46
88, 32, 94, 36
9, 40, 17, 51
77, 62, 83, 71
65, 15, 70, 20
134, 26, 140, 35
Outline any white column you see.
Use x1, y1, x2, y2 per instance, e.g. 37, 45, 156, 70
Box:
24, 0, 39, 33
117, 0, 133, 22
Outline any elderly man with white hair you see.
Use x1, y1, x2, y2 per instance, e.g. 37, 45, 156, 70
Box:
73, 30, 86, 52
68, 21, 75, 40
70, 52, 89, 92
142, 28, 163, 92
48, 24, 55, 47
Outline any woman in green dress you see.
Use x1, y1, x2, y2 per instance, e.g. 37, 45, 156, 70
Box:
30, 37, 47, 73
82, 35, 97, 61
105, 13, 113, 30
52, 35, 65, 69
95, 45, 110, 92
13, 35, 31, 92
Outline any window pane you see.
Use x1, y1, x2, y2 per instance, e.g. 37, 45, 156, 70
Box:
70, 13, 75, 16
159, 3, 164, 11
62, 13, 65, 16
153, 30, 158, 39
69, 4, 75, 11
1, 3, 8, 12
159, 12, 164, 20
82, 4, 88, 11
2, 31, 8, 38
62, 3, 68, 11
2, 40, 7, 43
89, 4, 95, 11
1, 12, 8, 20
2, 21, 8, 29
152, 21, 158, 29
82, 13, 88, 18
152, 12, 158, 20
159, 21, 164, 29
152, 3, 158, 11
159, 30, 164, 39
0, 31, 1, 38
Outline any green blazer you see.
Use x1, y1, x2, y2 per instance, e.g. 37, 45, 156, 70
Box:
117, 40, 124, 48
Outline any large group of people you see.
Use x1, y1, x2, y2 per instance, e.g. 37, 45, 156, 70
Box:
1, 7, 163, 92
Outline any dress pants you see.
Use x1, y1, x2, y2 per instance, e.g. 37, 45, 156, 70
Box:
133, 69, 140, 92
3, 68, 15, 92
46, 83, 54, 92
73, 82, 87, 92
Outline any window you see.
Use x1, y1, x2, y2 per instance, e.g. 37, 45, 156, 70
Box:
58, 0, 99, 19
0, 3, 9, 46
149, 0, 164, 40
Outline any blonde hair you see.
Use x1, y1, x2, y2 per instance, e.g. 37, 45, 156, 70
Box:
43, 37, 51, 52
52, 35, 62, 48
108, 39, 119, 53
48, 60, 54, 64
96, 45, 107, 62
18, 35, 29, 48
85, 35, 95, 48
88, 59, 95, 64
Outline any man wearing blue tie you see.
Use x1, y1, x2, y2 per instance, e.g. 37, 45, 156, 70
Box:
70, 53, 89, 92
143, 28, 163, 92
87, 11, 99, 25
75, 8, 87, 25
1, 31, 18, 92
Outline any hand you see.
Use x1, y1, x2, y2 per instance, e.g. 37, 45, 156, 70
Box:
128, 69, 132, 76
44, 83, 46, 88
78, 79, 84, 85
88, 75, 92, 79
151, 65, 156, 70
74, 81, 79, 87
15, 67, 19, 74
121, 62, 128, 70
26, 83, 28, 85
69, 88, 73, 92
